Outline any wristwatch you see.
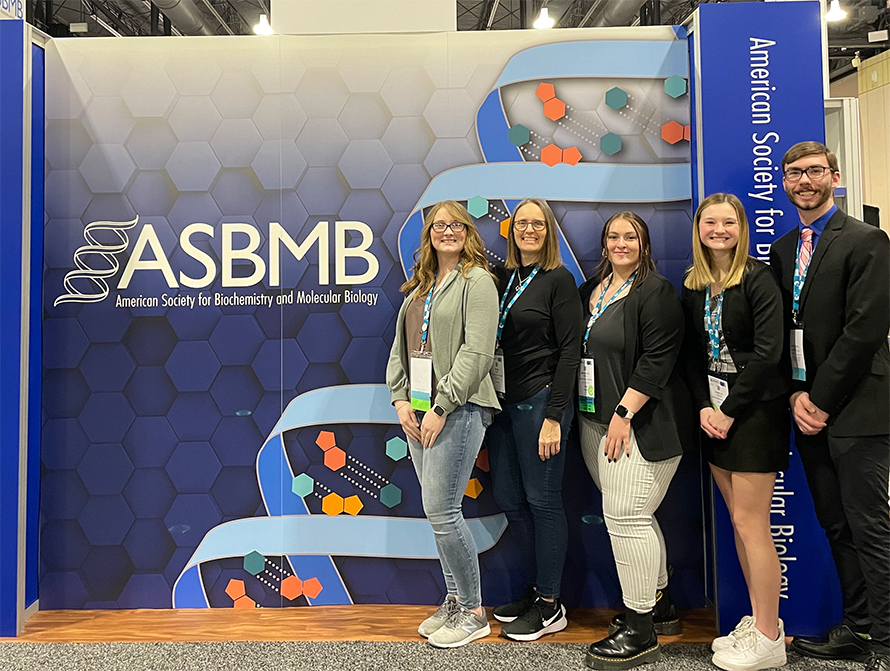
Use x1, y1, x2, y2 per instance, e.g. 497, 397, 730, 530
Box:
432, 404, 447, 417
615, 404, 634, 420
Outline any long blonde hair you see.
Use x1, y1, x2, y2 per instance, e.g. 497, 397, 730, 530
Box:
506, 198, 563, 271
400, 200, 495, 296
684, 193, 750, 291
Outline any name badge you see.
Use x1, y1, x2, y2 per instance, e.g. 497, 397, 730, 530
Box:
491, 348, 506, 397
410, 350, 433, 412
708, 374, 730, 409
791, 327, 806, 381
578, 357, 595, 413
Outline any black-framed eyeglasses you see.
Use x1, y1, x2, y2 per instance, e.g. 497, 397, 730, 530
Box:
783, 166, 833, 182
431, 221, 466, 233
513, 219, 546, 231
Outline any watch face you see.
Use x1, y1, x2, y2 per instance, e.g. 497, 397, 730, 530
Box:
433, 405, 445, 416
616, 405, 628, 418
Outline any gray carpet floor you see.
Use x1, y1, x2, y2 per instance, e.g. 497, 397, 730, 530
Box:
0, 641, 867, 671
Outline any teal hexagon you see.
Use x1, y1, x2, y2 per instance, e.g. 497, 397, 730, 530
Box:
467, 196, 489, 218
379, 483, 402, 508
243, 550, 265, 576
292, 472, 314, 497
600, 133, 622, 156
508, 124, 530, 147
664, 76, 687, 99
385, 436, 408, 461
605, 87, 627, 110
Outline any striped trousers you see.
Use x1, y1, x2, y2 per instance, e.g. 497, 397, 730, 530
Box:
579, 414, 680, 612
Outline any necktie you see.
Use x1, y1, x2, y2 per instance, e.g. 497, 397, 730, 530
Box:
798, 227, 813, 277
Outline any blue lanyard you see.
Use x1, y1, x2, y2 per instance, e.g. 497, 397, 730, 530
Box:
583, 272, 636, 353
704, 284, 725, 362
420, 277, 436, 351
496, 265, 540, 342
792, 232, 813, 321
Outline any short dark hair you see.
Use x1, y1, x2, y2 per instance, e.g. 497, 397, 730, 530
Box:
782, 141, 839, 172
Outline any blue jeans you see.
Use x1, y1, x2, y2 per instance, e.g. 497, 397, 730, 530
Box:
408, 402, 493, 610
486, 385, 572, 599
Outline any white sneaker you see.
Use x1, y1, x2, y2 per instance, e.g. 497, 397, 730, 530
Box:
418, 595, 459, 638
712, 619, 786, 671
427, 605, 490, 648
712, 615, 756, 653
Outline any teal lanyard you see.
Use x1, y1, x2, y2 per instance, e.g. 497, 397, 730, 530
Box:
583, 272, 636, 354
792, 232, 812, 323
704, 284, 725, 363
496, 266, 540, 343
420, 277, 436, 351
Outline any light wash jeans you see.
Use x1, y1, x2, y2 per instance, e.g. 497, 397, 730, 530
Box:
408, 402, 493, 610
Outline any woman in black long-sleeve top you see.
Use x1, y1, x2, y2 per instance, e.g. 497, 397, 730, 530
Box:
681, 193, 789, 671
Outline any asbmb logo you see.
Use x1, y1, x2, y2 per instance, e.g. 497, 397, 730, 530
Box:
55, 217, 381, 306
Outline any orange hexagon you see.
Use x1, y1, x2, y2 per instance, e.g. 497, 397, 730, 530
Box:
465, 478, 483, 499
322, 492, 344, 516
661, 120, 684, 145
324, 446, 347, 471
475, 448, 489, 473
541, 144, 562, 167
536, 82, 556, 102
225, 579, 246, 601
683, 124, 691, 141
562, 146, 582, 166
303, 577, 323, 599
500, 218, 511, 239
543, 97, 566, 121
233, 595, 256, 609
315, 430, 336, 451
281, 575, 303, 600
344, 495, 363, 516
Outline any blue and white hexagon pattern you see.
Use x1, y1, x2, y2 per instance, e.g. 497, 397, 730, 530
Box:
41, 27, 697, 610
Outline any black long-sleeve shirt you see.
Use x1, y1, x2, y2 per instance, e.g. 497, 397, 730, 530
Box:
494, 264, 582, 420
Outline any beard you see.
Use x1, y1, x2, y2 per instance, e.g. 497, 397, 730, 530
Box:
785, 181, 833, 211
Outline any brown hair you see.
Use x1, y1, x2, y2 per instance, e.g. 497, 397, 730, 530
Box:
594, 211, 656, 289
782, 141, 839, 173
505, 198, 563, 271
400, 200, 495, 296
684, 193, 750, 291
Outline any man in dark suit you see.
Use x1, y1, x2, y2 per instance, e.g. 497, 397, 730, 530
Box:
770, 141, 890, 671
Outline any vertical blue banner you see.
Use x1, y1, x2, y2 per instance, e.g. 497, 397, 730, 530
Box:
694, 1, 839, 636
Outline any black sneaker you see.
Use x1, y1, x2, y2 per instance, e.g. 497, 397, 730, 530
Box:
500, 597, 568, 641
608, 587, 681, 636
493, 586, 536, 623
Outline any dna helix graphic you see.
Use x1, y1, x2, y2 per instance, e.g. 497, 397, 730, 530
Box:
53, 216, 139, 306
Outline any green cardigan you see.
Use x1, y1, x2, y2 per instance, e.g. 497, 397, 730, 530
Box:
386, 264, 500, 415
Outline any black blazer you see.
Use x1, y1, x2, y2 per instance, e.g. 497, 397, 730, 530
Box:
681, 259, 790, 418
770, 210, 890, 437
579, 272, 694, 461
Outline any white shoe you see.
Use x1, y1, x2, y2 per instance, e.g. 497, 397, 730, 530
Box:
418, 595, 459, 638
427, 605, 490, 648
712, 619, 786, 671
712, 615, 756, 653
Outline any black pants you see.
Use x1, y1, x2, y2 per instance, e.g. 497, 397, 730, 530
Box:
796, 429, 890, 650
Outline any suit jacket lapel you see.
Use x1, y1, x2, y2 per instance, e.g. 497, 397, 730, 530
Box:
799, 210, 845, 310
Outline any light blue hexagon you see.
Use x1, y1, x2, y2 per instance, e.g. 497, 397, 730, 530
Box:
379, 483, 402, 508
385, 437, 408, 461
243, 550, 265, 576
605, 87, 628, 110
664, 75, 688, 99
467, 196, 489, 218
508, 124, 530, 147
292, 473, 314, 497
600, 133, 623, 156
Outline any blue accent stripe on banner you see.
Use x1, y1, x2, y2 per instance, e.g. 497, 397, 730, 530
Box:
476, 90, 523, 164
494, 40, 689, 88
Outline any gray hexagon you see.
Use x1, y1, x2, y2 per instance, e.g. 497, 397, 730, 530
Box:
45, 171, 93, 220
381, 68, 435, 117
251, 140, 307, 190
125, 119, 178, 171
381, 117, 434, 165
82, 97, 136, 145
166, 143, 221, 192
126, 171, 178, 218
168, 97, 222, 142
211, 170, 264, 217
120, 66, 178, 118
296, 168, 348, 216
296, 69, 349, 118
423, 89, 476, 139
166, 58, 222, 96
296, 119, 349, 168
338, 94, 391, 141
423, 138, 481, 178
211, 71, 264, 119
210, 119, 264, 168
81, 53, 130, 96
339, 141, 392, 189
46, 119, 93, 171
252, 94, 307, 141
382, 164, 430, 212
79, 145, 136, 194
45, 65, 92, 121
340, 191, 393, 230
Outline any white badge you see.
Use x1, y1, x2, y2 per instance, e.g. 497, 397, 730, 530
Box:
410, 350, 433, 412
708, 374, 730, 409
491, 348, 506, 397
578, 357, 595, 413
791, 328, 806, 381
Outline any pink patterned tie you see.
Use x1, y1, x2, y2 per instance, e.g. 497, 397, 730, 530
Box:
798, 227, 813, 277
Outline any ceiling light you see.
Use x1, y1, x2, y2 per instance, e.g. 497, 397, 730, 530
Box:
254, 14, 274, 35
825, 0, 847, 22
534, 7, 555, 29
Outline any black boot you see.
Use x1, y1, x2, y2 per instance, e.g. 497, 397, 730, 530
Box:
586, 609, 661, 670
608, 584, 681, 636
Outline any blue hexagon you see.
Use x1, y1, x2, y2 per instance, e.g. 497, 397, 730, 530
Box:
40, 470, 89, 521
80, 343, 136, 392
243, 550, 265, 576
664, 75, 688, 99
292, 473, 314, 497
600, 133, 623, 156
165, 341, 221, 392
167, 393, 222, 442
297, 362, 348, 395
165, 493, 221, 548
123, 416, 178, 468
80, 545, 134, 602
124, 366, 177, 416
385, 437, 408, 462
78, 494, 135, 546
251, 339, 308, 392
123, 519, 177, 573
339, 292, 394, 338
508, 124, 530, 147
252, 391, 289, 437
39, 571, 89, 609
40, 519, 91, 571
296, 167, 348, 216
208, 315, 265, 367
211, 416, 263, 467
76, 304, 133, 343
43, 369, 91, 419
123, 468, 177, 518
209, 366, 263, 417
379, 483, 402, 508
123, 317, 178, 366
78, 393, 135, 443
79, 443, 135, 496
467, 196, 489, 218
340, 337, 390, 385
167, 304, 222, 341
605, 87, 628, 110
385, 567, 441, 604
42, 418, 90, 470
297, 313, 350, 363
116, 573, 172, 609
166, 442, 222, 493
43, 318, 89, 369
210, 467, 261, 518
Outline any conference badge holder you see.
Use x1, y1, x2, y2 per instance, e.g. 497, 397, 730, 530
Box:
409, 350, 433, 412
708, 374, 729, 409
790, 325, 806, 381
492, 347, 506, 397
578, 357, 595, 413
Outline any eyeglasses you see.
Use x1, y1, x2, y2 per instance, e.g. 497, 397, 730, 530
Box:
431, 221, 466, 233
513, 219, 546, 232
783, 165, 833, 182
